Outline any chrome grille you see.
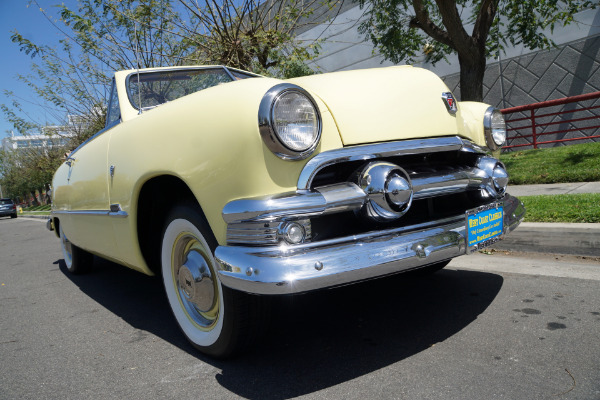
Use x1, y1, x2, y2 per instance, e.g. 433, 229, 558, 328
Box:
223, 137, 504, 246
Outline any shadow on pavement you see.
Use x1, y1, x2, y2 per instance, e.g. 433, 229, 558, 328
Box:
57, 257, 193, 351
59, 257, 503, 399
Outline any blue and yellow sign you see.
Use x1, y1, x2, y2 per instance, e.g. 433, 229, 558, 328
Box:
466, 205, 504, 248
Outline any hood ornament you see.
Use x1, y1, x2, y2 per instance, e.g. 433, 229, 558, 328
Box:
442, 92, 457, 114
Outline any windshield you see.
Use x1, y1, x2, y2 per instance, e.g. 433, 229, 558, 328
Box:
0, 199, 13, 205
127, 68, 236, 110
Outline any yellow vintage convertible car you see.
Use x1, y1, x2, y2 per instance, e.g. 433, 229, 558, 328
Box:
47, 65, 524, 357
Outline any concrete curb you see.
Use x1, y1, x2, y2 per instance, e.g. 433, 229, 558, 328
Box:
493, 222, 600, 257
18, 214, 50, 220
501, 182, 600, 256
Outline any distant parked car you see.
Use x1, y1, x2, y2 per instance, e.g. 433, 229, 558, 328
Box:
0, 199, 17, 219
47, 65, 525, 357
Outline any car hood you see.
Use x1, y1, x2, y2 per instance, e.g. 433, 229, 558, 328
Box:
289, 66, 464, 146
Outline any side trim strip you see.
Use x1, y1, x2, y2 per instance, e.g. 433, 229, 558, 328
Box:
52, 209, 128, 218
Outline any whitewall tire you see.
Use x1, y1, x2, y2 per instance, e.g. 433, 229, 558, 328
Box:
161, 216, 225, 348
60, 225, 93, 274
160, 204, 268, 358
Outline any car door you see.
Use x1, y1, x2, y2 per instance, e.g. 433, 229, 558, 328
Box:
61, 130, 118, 257
57, 80, 122, 258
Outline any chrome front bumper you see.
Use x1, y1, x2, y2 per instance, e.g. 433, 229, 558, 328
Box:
216, 193, 525, 295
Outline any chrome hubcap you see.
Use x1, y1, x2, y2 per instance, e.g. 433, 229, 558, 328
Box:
177, 251, 215, 312
60, 228, 73, 265
172, 234, 219, 330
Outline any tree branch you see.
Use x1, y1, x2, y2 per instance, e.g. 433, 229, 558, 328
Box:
472, 0, 498, 47
410, 0, 454, 49
433, 0, 474, 54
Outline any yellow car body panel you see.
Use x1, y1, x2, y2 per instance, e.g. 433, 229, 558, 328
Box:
55, 74, 344, 274
51, 65, 494, 276
289, 66, 487, 147
52, 132, 119, 258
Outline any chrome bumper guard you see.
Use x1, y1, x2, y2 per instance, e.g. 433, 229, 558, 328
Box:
216, 193, 525, 295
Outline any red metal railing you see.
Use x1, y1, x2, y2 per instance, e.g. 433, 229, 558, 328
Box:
501, 91, 600, 150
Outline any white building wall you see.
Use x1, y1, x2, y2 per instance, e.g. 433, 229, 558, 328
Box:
297, 6, 600, 146
2, 134, 70, 152
298, 6, 600, 78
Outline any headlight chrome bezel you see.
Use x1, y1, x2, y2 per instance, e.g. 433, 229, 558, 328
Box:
483, 106, 507, 151
259, 83, 322, 161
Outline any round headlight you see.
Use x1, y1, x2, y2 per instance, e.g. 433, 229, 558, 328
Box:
484, 107, 506, 150
272, 91, 319, 152
259, 84, 322, 160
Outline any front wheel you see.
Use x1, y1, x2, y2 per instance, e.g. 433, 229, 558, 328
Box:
161, 204, 267, 358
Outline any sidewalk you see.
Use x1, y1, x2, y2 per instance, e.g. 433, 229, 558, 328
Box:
507, 181, 600, 197
496, 181, 600, 257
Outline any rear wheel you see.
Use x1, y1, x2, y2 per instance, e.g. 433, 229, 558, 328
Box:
10, 213, 17, 219
59, 226, 93, 274
161, 203, 267, 358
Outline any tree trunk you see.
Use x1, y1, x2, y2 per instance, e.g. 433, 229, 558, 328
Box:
458, 51, 486, 102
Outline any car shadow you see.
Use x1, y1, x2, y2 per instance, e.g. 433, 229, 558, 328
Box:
58, 257, 503, 399
56, 257, 193, 351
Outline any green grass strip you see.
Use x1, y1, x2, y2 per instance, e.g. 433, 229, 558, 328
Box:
22, 205, 51, 211
21, 211, 51, 216
501, 142, 600, 185
520, 193, 600, 223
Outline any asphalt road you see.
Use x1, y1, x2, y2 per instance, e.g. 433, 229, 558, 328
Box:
1, 217, 599, 400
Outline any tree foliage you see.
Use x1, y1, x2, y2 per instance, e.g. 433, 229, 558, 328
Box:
358, 0, 597, 101
0, 144, 64, 203
176, 0, 336, 78
2, 0, 185, 199
2, 0, 337, 199
4, 0, 337, 141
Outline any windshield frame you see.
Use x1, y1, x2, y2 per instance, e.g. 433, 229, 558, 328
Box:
125, 66, 259, 111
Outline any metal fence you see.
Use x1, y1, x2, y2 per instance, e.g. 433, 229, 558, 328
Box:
501, 91, 600, 150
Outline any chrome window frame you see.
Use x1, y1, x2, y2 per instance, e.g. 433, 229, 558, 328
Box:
124, 66, 235, 111
105, 78, 121, 129
67, 78, 122, 158
226, 67, 261, 80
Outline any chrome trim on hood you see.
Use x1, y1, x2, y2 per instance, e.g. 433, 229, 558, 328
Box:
297, 136, 482, 191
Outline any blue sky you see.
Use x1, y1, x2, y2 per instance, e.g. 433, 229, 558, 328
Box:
0, 0, 78, 140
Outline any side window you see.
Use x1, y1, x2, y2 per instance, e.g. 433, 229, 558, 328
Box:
105, 79, 121, 128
